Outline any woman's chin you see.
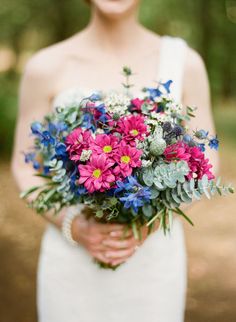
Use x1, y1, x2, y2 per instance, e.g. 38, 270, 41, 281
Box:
92, 0, 139, 19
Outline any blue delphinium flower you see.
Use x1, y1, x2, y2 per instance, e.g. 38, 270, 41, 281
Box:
209, 136, 219, 150
48, 121, 68, 135
55, 143, 67, 158
43, 166, 50, 175
114, 176, 151, 213
24, 152, 41, 170
70, 173, 87, 196
82, 113, 95, 131
160, 80, 173, 93
114, 177, 136, 195
24, 152, 35, 163
82, 102, 108, 132
145, 87, 162, 100
31, 122, 43, 135
198, 143, 206, 152
41, 131, 55, 146
120, 187, 151, 213
89, 93, 102, 101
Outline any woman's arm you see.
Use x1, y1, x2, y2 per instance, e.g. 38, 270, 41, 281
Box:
11, 53, 67, 228
183, 48, 220, 175
11, 54, 64, 226
11, 52, 140, 266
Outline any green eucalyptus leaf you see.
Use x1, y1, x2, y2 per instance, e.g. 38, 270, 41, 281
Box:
143, 167, 154, 186
150, 186, 160, 199
203, 187, 211, 199
153, 179, 165, 190
170, 191, 181, 205
193, 189, 202, 200
142, 204, 153, 218
202, 174, 209, 187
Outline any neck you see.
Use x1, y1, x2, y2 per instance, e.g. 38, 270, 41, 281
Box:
84, 7, 144, 52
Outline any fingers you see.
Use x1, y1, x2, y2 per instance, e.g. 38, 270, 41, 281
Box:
90, 251, 111, 264
110, 258, 128, 267
102, 236, 137, 250
108, 228, 133, 238
104, 247, 135, 260
88, 218, 126, 234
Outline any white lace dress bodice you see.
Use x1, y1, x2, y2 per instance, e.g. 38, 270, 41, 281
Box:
37, 36, 188, 322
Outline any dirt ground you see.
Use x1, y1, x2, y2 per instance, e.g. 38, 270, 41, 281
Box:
0, 151, 236, 322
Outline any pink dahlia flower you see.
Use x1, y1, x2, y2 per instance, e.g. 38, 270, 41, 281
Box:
164, 141, 214, 180
66, 128, 93, 162
91, 134, 119, 158
113, 142, 142, 178
78, 155, 115, 193
116, 114, 149, 144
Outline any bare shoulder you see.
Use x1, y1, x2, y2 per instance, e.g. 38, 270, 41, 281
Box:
182, 44, 210, 105
23, 37, 74, 82
184, 45, 207, 78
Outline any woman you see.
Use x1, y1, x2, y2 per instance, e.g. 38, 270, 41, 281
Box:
12, 0, 219, 321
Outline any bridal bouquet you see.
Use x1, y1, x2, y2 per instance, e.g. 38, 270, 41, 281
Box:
22, 67, 233, 262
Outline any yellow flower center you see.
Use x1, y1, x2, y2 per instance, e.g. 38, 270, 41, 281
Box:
103, 145, 112, 153
121, 155, 131, 164
130, 129, 139, 136
92, 169, 102, 178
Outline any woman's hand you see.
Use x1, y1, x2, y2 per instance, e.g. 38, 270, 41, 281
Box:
71, 213, 159, 267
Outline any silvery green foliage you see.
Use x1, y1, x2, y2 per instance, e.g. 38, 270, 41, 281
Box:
55, 104, 82, 129
49, 159, 75, 204
27, 159, 77, 214
143, 161, 190, 190
161, 174, 234, 208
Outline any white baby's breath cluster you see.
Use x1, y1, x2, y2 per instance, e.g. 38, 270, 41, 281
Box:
104, 92, 130, 115
165, 101, 183, 115
149, 112, 172, 123
154, 93, 172, 103
80, 149, 92, 162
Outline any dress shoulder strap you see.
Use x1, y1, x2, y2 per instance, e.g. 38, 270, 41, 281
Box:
157, 36, 188, 103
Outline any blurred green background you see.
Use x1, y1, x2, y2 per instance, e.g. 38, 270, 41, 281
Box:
0, 1, 236, 322
0, 0, 236, 158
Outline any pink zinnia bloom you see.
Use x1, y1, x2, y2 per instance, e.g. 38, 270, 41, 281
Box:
164, 141, 191, 162
66, 128, 93, 162
91, 134, 119, 158
164, 141, 214, 180
130, 98, 145, 112
113, 142, 142, 178
187, 146, 215, 180
78, 155, 115, 193
131, 98, 158, 113
116, 114, 149, 144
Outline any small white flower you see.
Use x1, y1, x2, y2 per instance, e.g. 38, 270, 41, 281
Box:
165, 101, 182, 115
104, 92, 130, 115
96, 128, 105, 134
142, 160, 152, 167
80, 149, 92, 162
136, 140, 145, 149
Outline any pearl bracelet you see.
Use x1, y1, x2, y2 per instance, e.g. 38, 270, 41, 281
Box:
61, 206, 83, 246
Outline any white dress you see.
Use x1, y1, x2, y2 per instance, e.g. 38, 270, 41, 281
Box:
37, 36, 188, 322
